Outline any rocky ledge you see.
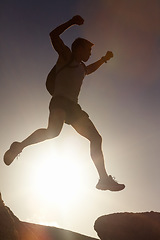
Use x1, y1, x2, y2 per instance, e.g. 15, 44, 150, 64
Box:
94, 211, 160, 240
0, 193, 98, 240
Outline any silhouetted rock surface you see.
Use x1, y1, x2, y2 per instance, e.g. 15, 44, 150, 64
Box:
2, 191, 160, 240
94, 212, 160, 240
0, 193, 98, 240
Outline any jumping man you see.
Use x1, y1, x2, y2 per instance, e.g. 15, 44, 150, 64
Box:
4, 15, 125, 191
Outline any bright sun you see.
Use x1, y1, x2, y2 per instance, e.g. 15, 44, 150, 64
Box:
29, 137, 89, 212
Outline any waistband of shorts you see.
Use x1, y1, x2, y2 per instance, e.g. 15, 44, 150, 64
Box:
52, 95, 78, 104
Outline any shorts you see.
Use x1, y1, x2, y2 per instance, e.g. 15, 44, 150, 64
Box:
49, 96, 89, 125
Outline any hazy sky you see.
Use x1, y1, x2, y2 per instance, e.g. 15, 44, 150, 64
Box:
0, 0, 160, 238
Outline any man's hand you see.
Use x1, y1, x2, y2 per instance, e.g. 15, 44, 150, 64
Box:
71, 15, 84, 25
104, 51, 113, 61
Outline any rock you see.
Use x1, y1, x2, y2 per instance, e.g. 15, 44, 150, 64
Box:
0, 193, 98, 240
0, 193, 19, 240
94, 212, 160, 240
0, 193, 38, 240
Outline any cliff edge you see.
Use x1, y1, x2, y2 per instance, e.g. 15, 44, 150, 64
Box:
94, 211, 160, 240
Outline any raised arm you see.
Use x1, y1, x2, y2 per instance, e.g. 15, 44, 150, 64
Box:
49, 15, 84, 61
86, 51, 113, 75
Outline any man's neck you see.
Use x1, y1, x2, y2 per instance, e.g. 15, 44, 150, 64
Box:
72, 53, 82, 63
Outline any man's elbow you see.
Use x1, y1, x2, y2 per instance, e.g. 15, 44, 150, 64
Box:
86, 67, 93, 75
49, 31, 59, 43
49, 29, 58, 39
49, 30, 54, 38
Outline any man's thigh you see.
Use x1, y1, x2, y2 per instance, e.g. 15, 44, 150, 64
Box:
48, 108, 66, 135
71, 116, 100, 141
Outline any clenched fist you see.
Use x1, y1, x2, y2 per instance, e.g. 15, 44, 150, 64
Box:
71, 15, 84, 25
105, 51, 113, 61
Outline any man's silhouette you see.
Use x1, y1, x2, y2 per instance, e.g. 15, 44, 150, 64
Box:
4, 16, 125, 191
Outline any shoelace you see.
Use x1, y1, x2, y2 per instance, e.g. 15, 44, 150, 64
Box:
109, 175, 118, 184
17, 153, 21, 159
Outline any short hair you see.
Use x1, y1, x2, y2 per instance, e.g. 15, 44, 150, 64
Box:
71, 38, 94, 52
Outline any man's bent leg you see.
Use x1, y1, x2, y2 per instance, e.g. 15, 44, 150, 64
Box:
21, 109, 66, 148
72, 117, 108, 179
4, 109, 66, 165
72, 116, 125, 191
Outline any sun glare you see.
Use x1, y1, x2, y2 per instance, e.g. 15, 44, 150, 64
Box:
29, 139, 88, 213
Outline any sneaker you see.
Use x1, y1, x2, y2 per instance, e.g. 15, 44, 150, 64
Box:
96, 175, 125, 191
4, 142, 23, 166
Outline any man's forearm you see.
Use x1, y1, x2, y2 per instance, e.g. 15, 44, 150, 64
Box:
50, 19, 74, 38
86, 58, 106, 75
50, 15, 84, 38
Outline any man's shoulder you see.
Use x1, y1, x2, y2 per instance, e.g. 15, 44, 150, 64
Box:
57, 49, 72, 65
57, 45, 72, 62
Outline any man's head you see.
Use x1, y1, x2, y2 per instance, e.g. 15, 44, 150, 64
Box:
71, 38, 94, 62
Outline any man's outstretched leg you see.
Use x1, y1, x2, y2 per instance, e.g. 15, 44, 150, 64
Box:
72, 116, 125, 191
4, 109, 66, 165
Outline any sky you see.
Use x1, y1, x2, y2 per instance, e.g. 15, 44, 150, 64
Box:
0, 0, 160, 238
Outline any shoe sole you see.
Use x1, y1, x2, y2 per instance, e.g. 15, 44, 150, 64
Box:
96, 184, 125, 191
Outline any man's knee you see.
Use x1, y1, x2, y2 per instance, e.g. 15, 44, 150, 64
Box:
46, 127, 61, 139
91, 132, 102, 145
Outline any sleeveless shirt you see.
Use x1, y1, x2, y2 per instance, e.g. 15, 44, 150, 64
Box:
53, 60, 86, 103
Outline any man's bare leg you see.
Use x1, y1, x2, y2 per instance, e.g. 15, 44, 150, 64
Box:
72, 117, 108, 178
72, 117, 125, 191
4, 109, 66, 165
20, 109, 65, 148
